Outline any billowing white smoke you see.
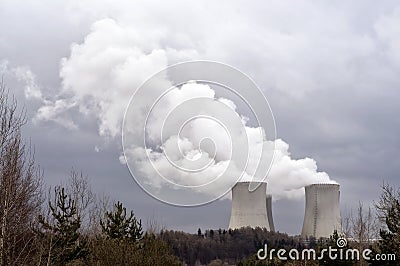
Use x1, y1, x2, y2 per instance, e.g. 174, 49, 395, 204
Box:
0, 60, 43, 100
35, 18, 198, 136
34, 18, 336, 200
121, 82, 335, 200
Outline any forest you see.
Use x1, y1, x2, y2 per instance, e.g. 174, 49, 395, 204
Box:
0, 84, 399, 266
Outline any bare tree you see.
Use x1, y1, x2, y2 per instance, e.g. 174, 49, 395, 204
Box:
344, 201, 379, 246
352, 202, 377, 244
88, 192, 112, 236
146, 215, 166, 235
0, 82, 43, 265
342, 207, 352, 238
65, 170, 112, 237
67, 170, 95, 232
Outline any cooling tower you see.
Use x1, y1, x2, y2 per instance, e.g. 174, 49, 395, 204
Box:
301, 183, 342, 239
266, 194, 275, 232
229, 182, 273, 230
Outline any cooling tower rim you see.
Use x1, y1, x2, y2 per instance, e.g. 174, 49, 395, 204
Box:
305, 183, 340, 188
234, 181, 267, 185
232, 181, 268, 193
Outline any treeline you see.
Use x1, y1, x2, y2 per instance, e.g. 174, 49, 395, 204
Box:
163, 220, 400, 266
161, 227, 305, 265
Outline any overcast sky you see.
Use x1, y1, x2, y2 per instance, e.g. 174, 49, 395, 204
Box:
1, 0, 399, 235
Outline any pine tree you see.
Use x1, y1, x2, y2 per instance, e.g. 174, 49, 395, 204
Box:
36, 186, 88, 265
372, 183, 400, 265
375, 196, 400, 265
100, 201, 143, 241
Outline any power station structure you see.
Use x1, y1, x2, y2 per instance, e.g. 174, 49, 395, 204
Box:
301, 183, 342, 238
228, 182, 342, 238
228, 182, 274, 231
266, 194, 275, 231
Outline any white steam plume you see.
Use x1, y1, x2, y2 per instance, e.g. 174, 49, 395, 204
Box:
33, 18, 336, 200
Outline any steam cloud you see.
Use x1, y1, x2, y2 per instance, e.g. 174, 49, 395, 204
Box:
32, 18, 336, 200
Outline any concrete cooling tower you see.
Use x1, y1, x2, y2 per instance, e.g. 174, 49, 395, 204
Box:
266, 194, 275, 232
229, 182, 274, 231
301, 183, 342, 239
